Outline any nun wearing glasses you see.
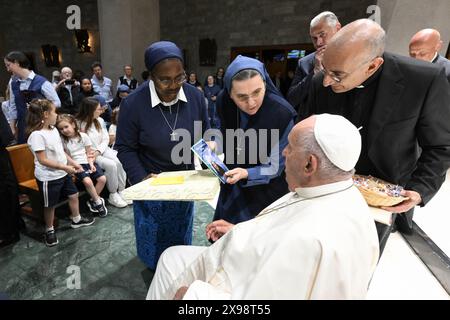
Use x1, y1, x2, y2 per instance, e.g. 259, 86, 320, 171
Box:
116, 41, 210, 270
213, 55, 297, 226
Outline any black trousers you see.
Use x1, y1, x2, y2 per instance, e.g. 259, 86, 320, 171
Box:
0, 151, 22, 239
376, 208, 414, 256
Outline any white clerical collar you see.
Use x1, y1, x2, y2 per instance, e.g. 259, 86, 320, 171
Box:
295, 179, 354, 199
431, 52, 438, 63
149, 80, 187, 107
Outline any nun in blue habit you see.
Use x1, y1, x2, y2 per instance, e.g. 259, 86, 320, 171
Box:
214, 55, 297, 224
116, 41, 210, 270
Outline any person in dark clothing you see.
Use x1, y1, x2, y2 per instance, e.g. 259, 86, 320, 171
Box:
304, 19, 450, 254
287, 11, 341, 119
0, 110, 22, 248
215, 67, 225, 89
187, 71, 201, 87
203, 75, 221, 129
213, 55, 296, 224
116, 41, 211, 270
117, 65, 138, 91
141, 70, 150, 82
110, 84, 130, 110
73, 77, 98, 112
409, 28, 450, 82
55, 67, 80, 115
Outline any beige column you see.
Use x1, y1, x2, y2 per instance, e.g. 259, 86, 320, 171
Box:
377, 0, 450, 56
97, 0, 160, 92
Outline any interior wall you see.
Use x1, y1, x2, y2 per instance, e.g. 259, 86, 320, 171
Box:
97, 0, 160, 92
160, 0, 376, 83
0, 0, 100, 98
378, 0, 450, 56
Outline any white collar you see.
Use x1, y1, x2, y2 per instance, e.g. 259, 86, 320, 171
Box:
19, 70, 35, 81
294, 179, 354, 199
431, 52, 438, 63
149, 80, 187, 108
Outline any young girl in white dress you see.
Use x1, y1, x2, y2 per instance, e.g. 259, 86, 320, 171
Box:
56, 114, 108, 217
76, 97, 129, 208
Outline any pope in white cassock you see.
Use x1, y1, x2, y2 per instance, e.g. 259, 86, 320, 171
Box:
147, 114, 380, 300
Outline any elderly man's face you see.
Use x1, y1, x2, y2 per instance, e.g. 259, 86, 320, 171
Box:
310, 20, 340, 49
61, 68, 73, 80
230, 75, 266, 116
151, 59, 185, 103
409, 42, 437, 62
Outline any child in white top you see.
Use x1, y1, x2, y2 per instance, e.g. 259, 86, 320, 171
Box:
56, 114, 108, 217
108, 107, 119, 148
26, 99, 94, 247
76, 97, 129, 208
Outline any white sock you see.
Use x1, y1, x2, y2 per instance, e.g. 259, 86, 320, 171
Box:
94, 198, 103, 205
45, 226, 54, 233
72, 215, 81, 223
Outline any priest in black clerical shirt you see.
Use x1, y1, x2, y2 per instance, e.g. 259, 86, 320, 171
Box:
304, 19, 450, 254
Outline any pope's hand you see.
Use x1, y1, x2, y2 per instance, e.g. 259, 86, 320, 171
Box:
206, 219, 235, 241
225, 168, 248, 184
381, 189, 422, 213
173, 286, 189, 300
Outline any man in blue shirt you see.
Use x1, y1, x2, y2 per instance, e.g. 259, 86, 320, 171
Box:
91, 62, 114, 104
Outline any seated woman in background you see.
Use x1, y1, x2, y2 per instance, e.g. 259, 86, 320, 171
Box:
73, 77, 98, 113
77, 97, 128, 208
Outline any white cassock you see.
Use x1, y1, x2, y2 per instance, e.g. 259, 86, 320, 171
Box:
147, 179, 380, 300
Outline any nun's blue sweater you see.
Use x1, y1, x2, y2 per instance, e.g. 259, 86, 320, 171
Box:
116, 82, 210, 185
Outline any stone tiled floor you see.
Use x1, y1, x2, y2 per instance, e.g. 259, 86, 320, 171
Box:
0, 202, 215, 300
1, 191, 449, 300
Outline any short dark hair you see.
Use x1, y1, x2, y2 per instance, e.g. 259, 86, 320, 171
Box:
91, 61, 102, 71
141, 70, 150, 81
5, 51, 30, 69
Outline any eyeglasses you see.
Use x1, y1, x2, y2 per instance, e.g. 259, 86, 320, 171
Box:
321, 56, 379, 83
154, 73, 187, 86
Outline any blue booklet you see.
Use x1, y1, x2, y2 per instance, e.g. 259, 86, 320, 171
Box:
191, 139, 229, 184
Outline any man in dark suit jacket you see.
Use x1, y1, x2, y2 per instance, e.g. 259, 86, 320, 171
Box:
409, 28, 450, 82
287, 11, 341, 118
434, 54, 450, 82
304, 19, 450, 253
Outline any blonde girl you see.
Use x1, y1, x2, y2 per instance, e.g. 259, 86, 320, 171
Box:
56, 114, 108, 217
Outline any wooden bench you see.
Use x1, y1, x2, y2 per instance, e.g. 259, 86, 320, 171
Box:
6, 144, 90, 227
6, 144, 50, 224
